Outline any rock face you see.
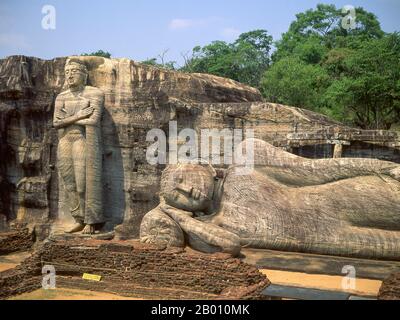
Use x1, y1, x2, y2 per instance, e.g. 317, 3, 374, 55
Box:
0, 55, 399, 241
172, 101, 400, 162
0, 55, 261, 237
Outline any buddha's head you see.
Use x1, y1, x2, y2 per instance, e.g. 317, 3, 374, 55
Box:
65, 60, 88, 90
160, 163, 216, 212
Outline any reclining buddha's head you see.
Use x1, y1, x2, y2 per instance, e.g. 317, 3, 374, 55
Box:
160, 163, 216, 212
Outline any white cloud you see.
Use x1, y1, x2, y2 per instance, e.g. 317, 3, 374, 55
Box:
168, 18, 211, 30
0, 33, 30, 50
169, 19, 195, 30
220, 27, 241, 40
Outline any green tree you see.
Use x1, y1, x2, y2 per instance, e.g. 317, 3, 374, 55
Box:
262, 3, 398, 129
273, 4, 384, 62
183, 41, 238, 79
181, 30, 272, 88
141, 49, 177, 70
261, 56, 329, 110
141, 57, 176, 70
321, 33, 400, 129
81, 50, 112, 58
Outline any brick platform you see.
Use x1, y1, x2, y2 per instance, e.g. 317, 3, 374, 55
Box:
0, 228, 34, 255
378, 272, 400, 300
0, 239, 270, 300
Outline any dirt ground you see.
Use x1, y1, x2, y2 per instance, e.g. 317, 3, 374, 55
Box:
9, 288, 142, 300
0, 251, 31, 272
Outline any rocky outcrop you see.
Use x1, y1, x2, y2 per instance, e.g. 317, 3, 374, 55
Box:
0, 55, 262, 238
172, 101, 400, 161
0, 55, 399, 241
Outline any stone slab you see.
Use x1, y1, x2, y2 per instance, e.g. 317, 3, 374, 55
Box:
348, 295, 376, 300
263, 284, 350, 300
48, 231, 115, 241
242, 248, 400, 280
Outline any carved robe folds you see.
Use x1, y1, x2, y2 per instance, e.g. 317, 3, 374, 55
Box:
54, 86, 104, 226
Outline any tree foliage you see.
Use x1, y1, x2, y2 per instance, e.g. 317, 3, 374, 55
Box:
261, 56, 329, 110
273, 4, 384, 62
141, 57, 176, 70
81, 50, 112, 58
181, 30, 272, 88
132, 3, 398, 130
321, 33, 400, 129
261, 3, 399, 129
141, 49, 177, 70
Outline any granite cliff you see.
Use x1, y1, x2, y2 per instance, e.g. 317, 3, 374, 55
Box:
0, 55, 399, 241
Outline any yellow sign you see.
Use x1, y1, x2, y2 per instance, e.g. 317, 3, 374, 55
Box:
82, 273, 102, 281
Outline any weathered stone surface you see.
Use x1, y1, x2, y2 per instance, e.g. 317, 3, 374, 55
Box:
140, 139, 400, 260
172, 101, 400, 162
54, 59, 105, 234
0, 214, 7, 231
0, 55, 399, 244
0, 55, 262, 239
215, 139, 400, 260
0, 240, 270, 300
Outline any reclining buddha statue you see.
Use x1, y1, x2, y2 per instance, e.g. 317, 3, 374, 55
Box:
140, 138, 400, 259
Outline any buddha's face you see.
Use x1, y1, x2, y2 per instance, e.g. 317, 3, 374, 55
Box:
163, 187, 209, 212
161, 165, 215, 212
65, 64, 87, 89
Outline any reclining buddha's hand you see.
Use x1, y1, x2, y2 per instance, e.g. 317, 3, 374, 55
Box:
162, 182, 211, 213
160, 203, 193, 217
175, 183, 208, 201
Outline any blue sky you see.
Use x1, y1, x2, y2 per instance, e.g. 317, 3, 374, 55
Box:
0, 0, 399, 65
